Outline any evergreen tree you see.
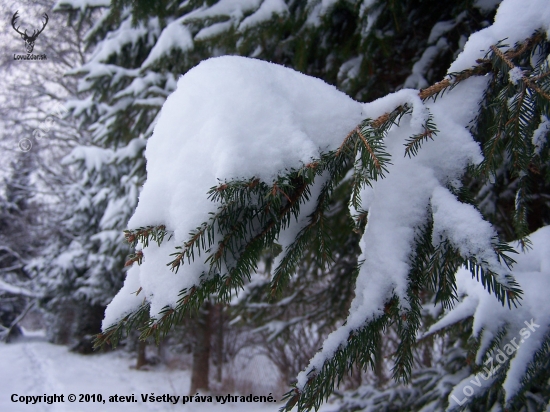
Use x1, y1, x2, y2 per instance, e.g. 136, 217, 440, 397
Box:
0, 152, 40, 341
94, 1, 550, 411
53, 0, 550, 409
10, 0, 117, 348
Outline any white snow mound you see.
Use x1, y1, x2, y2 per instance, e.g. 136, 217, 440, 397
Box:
104, 56, 364, 327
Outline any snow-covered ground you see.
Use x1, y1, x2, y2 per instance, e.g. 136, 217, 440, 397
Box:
0, 335, 304, 412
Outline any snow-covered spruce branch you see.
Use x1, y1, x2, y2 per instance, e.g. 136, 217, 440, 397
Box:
95, 14, 549, 410
123, 225, 168, 248
286, 28, 550, 411
417, 226, 550, 411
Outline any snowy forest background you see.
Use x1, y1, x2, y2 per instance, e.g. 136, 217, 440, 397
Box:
1, 0, 550, 411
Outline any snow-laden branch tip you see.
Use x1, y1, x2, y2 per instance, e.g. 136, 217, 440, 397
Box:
0, 279, 37, 298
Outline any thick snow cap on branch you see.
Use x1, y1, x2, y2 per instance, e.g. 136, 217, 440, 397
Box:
130, 56, 364, 237
103, 56, 364, 327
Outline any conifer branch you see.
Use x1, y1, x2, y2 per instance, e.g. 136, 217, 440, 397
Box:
491, 43, 550, 101
404, 113, 439, 157
124, 250, 143, 266
94, 302, 151, 348
490, 44, 515, 70
370, 112, 391, 129
100, 23, 548, 412
335, 128, 356, 157
124, 225, 168, 247
357, 31, 546, 149
418, 79, 451, 100
169, 223, 210, 272
270, 183, 333, 297
505, 31, 546, 59
356, 127, 381, 170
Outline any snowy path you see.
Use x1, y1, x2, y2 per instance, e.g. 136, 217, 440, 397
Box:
0, 338, 287, 412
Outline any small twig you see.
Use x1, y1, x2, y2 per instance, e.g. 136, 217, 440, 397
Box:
419, 79, 451, 100
170, 224, 209, 270
505, 31, 546, 59
125, 250, 143, 267
371, 112, 391, 129
404, 129, 435, 157
335, 128, 357, 157
491, 45, 515, 70
356, 127, 381, 170
273, 183, 292, 203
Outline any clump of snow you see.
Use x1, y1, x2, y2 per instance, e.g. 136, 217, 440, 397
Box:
358, 0, 376, 17
338, 56, 362, 84
62, 146, 114, 172
184, 0, 262, 21
132, 56, 363, 229
473, 0, 503, 12
404, 38, 449, 89
195, 20, 234, 41
90, 17, 151, 63
431, 186, 505, 276
428, 14, 466, 45
318, 0, 341, 16
508, 66, 524, 84
239, 0, 289, 31
532, 115, 549, 155
103, 56, 364, 328
359, 0, 382, 37
143, 18, 193, 67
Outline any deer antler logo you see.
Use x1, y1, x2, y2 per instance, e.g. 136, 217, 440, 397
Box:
11, 11, 48, 54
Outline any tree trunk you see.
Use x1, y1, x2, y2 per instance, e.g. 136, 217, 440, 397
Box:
374, 331, 386, 386
189, 301, 212, 394
422, 335, 433, 368
215, 304, 224, 383
136, 340, 147, 369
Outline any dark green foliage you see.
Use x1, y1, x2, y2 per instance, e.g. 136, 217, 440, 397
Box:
404, 114, 439, 158
472, 32, 550, 244
94, 58, 541, 412
0, 152, 39, 339
94, 40, 550, 407
56, 0, 550, 410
